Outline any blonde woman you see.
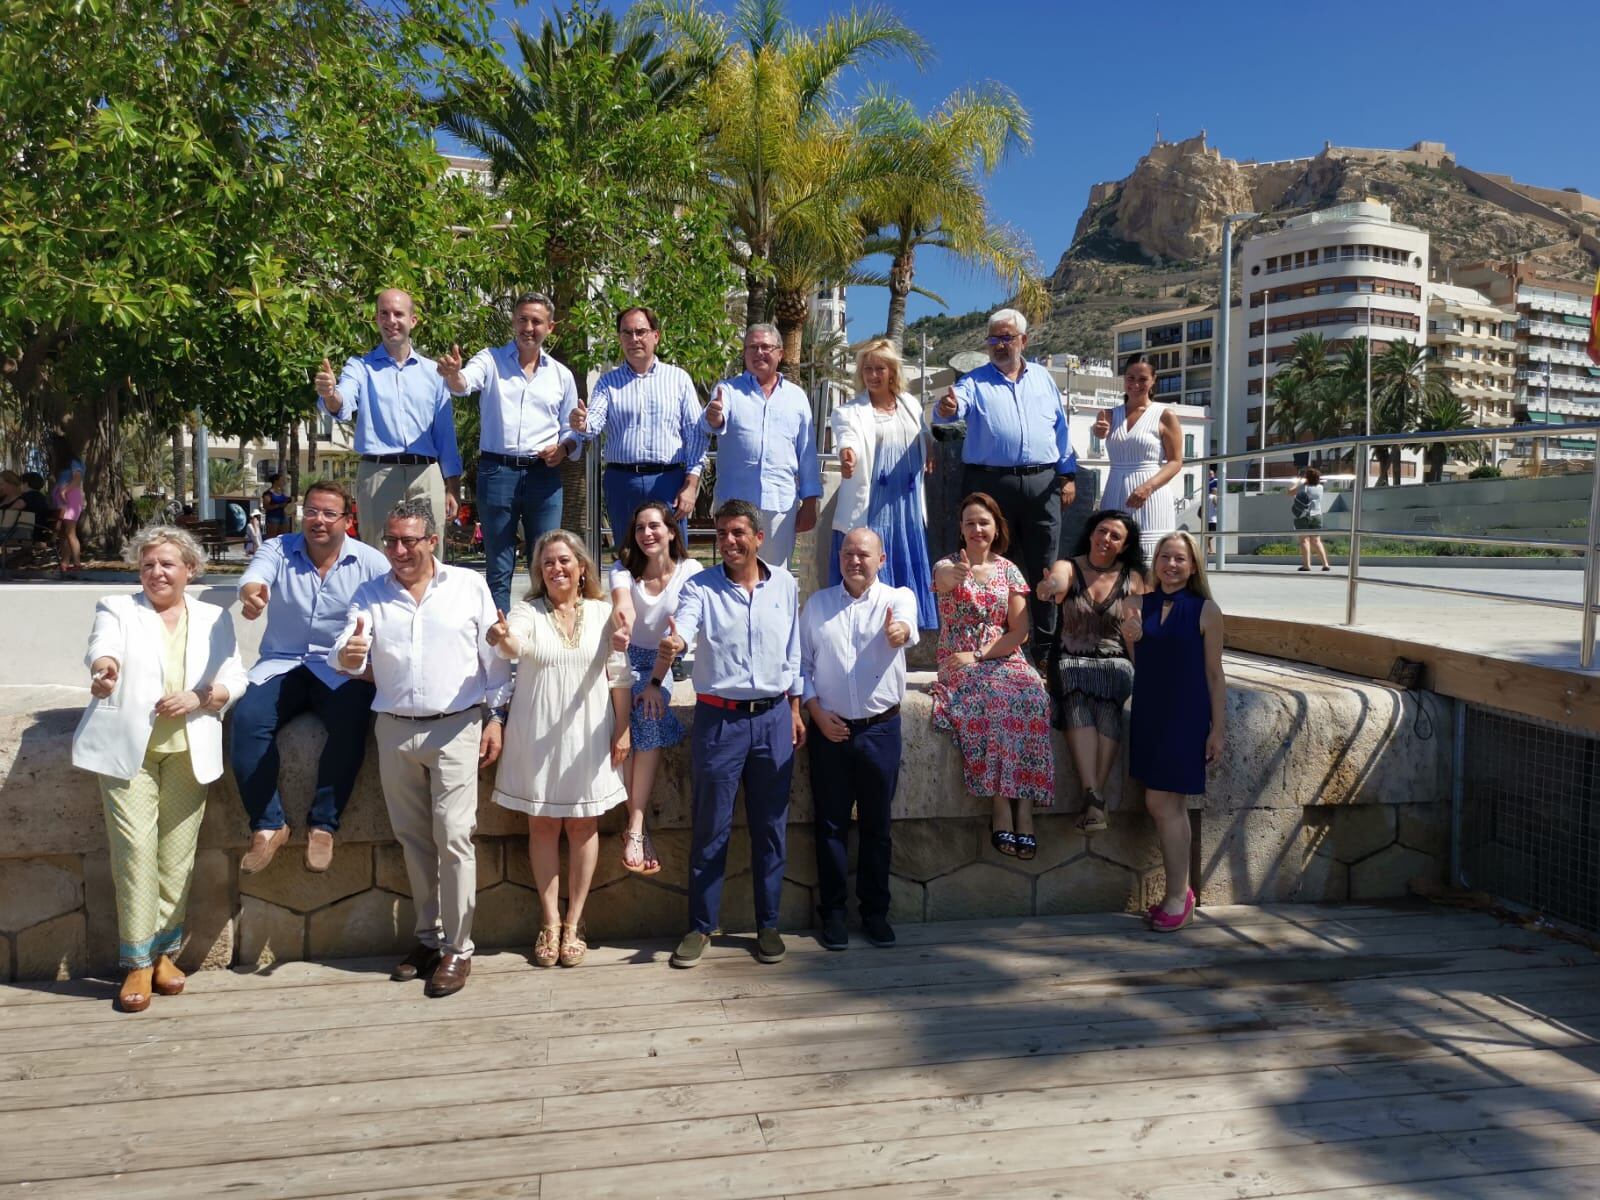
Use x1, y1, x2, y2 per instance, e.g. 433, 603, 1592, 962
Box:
72, 526, 246, 1012
829, 338, 936, 628
1129, 532, 1226, 932
488, 530, 631, 967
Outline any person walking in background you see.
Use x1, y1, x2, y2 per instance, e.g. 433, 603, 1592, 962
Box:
261, 474, 292, 539
829, 338, 936, 630
570, 306, 709, 552
933, 308, 1075, 659
1129, 531, 1226, 932
314, 288, 462, 558
801, 528, 917, 951
244, 509, 265, 558
71, 526, 247, 1012
231, 481, 388, 876
609, 500, 703, 876
1289, 468, 1331, 572
930, 492, 1054, 860
1038, 510, 1147, 836
1093, 356, 1184, 557
655, 500, 803, 968
702, 324, 821, 568
51, 433, 84, 573
332, 499, 508, 997
436, 291, 583, 612
487, 530, 632, 969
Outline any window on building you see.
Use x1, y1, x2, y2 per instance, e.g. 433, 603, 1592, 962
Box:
1117, 331, 1142, 352
1155, 375, 1183, 395
1184, 434, 1196, 458
1187, 318, 1213, 341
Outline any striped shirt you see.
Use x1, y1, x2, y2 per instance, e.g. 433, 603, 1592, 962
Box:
583, 359, 710, 475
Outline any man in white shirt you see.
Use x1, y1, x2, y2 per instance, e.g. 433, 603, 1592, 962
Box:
799, 528, 917, 951
332, 499, 510, 996
437, 291, 584, 611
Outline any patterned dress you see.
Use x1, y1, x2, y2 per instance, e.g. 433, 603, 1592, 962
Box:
930, 555, 1055, 805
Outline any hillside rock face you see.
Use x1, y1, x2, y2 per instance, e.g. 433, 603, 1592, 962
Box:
1109, 135, 1255, 262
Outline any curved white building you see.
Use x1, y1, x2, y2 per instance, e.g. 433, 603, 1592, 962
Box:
1230, 201, 1430, 483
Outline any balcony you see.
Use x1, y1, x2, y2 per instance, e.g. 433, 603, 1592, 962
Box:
1518, 291, 1590, 318
1519, 318, 1591, 343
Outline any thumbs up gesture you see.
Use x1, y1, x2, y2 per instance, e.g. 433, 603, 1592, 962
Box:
240, 581, 269, 621
570, 395, 589, 434
1092, 407, 1112, 440
437, 343, 465, 386
660, 614, 686, 658
340, 615, 370, 669
839, 446, 857, 480
315, 357, 338, 401
706, 385, 726, 430
936, 385, 959, 419
952, 546, 972, 584
610, 607, 630, 652
1118, 600, 1144, 646
486, 608, 510, 649
883, 605, 910, 649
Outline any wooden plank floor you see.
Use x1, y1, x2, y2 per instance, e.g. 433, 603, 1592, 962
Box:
4, 903, 1600, 1199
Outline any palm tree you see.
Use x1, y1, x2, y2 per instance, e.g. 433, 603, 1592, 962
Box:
1371, 340, 1448, 486
1266, 372, 1310, 450
853, 84, 1047, 348
1413, 390, 1475, 483
1308, 337, 1369, 470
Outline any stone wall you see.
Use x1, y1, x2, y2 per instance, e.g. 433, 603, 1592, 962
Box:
0, 656, 1452, 981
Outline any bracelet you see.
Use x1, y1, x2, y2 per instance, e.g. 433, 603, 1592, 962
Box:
649, 676, 664, 689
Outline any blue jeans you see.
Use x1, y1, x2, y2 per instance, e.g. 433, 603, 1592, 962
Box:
603, 464, 688, 558
230, 666, 376, 834
478, 458, 564, 612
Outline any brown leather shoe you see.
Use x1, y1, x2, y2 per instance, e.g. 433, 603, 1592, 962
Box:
425, 952, 471, 997
151, 954, 186, 996
390, 943, 442, 982
117, 967, 153, 1013
304, 829, 334, 873
240, 826, 291, 875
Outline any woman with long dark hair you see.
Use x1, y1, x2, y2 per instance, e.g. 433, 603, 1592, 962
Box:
1093, 356, 1184, 556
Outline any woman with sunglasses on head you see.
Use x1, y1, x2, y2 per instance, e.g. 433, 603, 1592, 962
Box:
1093, 356, 1184, 556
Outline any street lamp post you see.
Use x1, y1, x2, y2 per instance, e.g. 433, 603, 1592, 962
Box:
1213, 211, 1258, 571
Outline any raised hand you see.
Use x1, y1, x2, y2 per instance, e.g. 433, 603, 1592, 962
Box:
1036, 568, 1062, 603
486, 608, 510, 648
1118, 600, 1143, 645
610, 608, 630, 653
315, 358, 338, 401
952, 546, 972, 584
659, 614, 685, 658
240, 581, 269, 621
1092, 408, 1112, 439
89, 657, 119, 699
570, 396, 589, 433
839, 446, 857, 479
883, 605, 910, 649
936, 386, 959, 419
340, 615, 370, 668
705, 385, 726, 429
436, 343, 464, 380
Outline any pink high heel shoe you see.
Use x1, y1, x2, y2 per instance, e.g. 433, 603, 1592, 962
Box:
1149, 888, 1195, 932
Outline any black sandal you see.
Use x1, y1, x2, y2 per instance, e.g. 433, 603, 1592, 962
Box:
1014, 833, 1038, 861
990, 829, 1018, 857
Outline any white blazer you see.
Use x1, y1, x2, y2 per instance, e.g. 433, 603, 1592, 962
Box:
828, 392, 931, 533
71, 593, 247, 784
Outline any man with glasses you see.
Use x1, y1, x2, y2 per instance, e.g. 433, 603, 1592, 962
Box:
703, 323, 821, 568
569, 305, 709, 551
332, 499, 509, 997
934, 307, 1076, 656
232, 481, 390, 874
315, 289, 462, 559
437, 291, 583, 612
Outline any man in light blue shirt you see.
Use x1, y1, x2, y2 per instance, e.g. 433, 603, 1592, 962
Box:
571, 305, 710, 553
933, 306, 1077, 653
230, 480, 390, 875
703, 323, 822, 567
655, 500, 803, 969
437, 291, 583, 612
314, 289, 462, 560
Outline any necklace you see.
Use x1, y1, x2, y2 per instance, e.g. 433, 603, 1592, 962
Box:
547, 599, 583, 649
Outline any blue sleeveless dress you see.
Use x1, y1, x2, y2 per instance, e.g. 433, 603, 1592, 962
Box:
1129, 588, 1210, 795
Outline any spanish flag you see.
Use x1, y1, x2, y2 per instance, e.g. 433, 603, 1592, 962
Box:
1590, 268, 1600, 365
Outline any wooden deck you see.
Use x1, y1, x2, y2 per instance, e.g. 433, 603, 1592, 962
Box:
4, 903, 1600, 1198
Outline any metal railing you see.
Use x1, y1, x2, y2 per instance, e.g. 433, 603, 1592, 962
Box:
1199, 419, 1600, 668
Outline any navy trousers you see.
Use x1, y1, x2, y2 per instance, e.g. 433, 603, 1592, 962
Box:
689, 701, 794, 932
603, 464, 688, 556
230, 666, 377, 834
807, 714, 900, 921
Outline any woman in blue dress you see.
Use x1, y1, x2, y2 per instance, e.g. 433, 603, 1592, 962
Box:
1128, 531, 1226, 931
828, 338, 936, 628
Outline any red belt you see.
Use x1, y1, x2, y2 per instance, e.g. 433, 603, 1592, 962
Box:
697, 693, 783, 714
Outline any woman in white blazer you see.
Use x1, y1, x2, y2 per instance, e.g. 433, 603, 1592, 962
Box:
72, 525, 245, 1012
828, 338, 937, 628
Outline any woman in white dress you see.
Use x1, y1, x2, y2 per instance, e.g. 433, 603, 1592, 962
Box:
1094, 356, 1185, 555
488, 530, 632, 968
609, 500, 702, 876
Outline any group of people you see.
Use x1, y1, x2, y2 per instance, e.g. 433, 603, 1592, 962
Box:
69, 291, 1220, 1013
0, 435, 83, 571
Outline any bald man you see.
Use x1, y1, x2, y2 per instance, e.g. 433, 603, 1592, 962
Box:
315, 289, 462, 558
798, 528, 918, 951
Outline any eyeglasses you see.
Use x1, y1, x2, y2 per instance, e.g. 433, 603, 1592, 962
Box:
619, 327, 655, 339
985, 334, 1020, 347
745, 343, 780, 355
303, 507, 348, 521
381, 535, 433, 550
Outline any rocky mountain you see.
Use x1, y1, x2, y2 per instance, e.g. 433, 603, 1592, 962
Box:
907, 134, 1600, 365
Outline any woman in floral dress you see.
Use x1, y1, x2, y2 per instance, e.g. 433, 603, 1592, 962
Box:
931, 492, 1055, 859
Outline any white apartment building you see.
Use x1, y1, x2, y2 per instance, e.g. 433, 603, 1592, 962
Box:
1110, 304, 1218, 415
1231, 201, 1430, 483
1426, 283, 1517, 438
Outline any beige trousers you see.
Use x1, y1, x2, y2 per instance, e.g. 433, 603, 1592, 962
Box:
374, 710, 480, 956
357, 461, 446, 560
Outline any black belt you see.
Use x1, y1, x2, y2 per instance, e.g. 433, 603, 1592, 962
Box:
361, 453, 437, 466
843, 704, 900, 733
970, 462, 1055, 476
698, 693, 784, 715
383, 706, 477, 723
606, 461, 678, 475
481, 450, 552, 469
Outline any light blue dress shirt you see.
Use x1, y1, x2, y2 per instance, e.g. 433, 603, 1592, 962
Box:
239, 533, 391, 688
932, 361, 1076, 475
319, 344, 463, 478
674, 562, 802, 700
584, 360, 710, 475
704, 372, 822, 512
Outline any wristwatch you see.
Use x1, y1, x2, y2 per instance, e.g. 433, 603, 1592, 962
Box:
485, 705, 509, 724
648, 675, 665, 689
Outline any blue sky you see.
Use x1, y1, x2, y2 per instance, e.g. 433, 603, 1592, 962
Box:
480, 0, 1600, 338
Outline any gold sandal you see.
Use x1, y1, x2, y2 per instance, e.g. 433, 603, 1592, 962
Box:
558, 922, 587, 968
533, 924, 560, 968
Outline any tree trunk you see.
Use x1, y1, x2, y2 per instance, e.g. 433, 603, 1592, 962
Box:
773, 287, 809, 372
191, 424, 203, 511
276, 425, 290, 484
551, 274, 589, 540
80, 385, 124, 558
288, 422, 301, 531
886, 246, 915, 348
170, 422, 186, 508
305, 413, 317, 479
744, 266, 768, 330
